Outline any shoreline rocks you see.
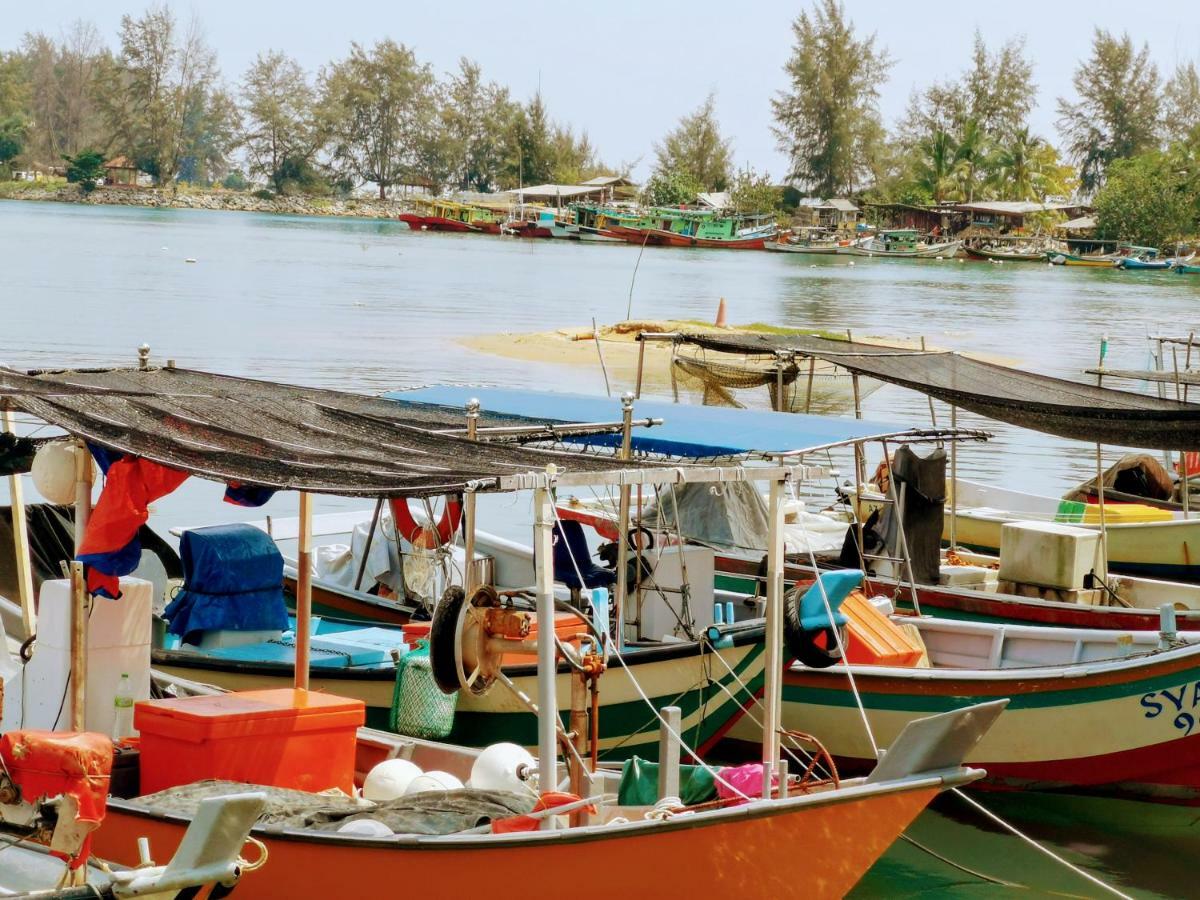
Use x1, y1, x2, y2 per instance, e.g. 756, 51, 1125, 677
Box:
0, 184, 414, 220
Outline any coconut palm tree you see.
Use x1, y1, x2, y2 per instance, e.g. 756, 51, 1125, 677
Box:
915, 130, 957, 203
952, 119, 991, 202
991, 127, 1046, 200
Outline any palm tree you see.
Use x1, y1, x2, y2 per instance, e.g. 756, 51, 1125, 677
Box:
952, 119, 991, 202
915, 130, 957, 203
991, 127, 1046, 200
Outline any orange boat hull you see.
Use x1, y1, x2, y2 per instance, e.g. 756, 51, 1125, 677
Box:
95, 784, 938, 899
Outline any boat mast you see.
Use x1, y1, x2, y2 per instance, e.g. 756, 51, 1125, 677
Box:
761, 474, 786, 793
532, 476, 558, 815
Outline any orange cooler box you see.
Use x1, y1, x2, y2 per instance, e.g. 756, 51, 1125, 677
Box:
135, 688, 364, 795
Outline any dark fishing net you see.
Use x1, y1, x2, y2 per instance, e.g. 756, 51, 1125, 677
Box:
0, 367, 671, 498
131, 779, 535, 834
677, 333, 1200, 450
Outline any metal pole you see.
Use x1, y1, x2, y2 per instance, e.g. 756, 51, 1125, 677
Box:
533, 481, 558, 814
294, 492, 313, 691
949, 406, 958, 550
762, 475, 786, 794
920, 337, 937, 426
69, 561, 88, 731
616, 393, 635, 642
3, 409, 35, 638
1095, 447, 1109, 583
353, 498, 384, 592
464, 399, 480, 591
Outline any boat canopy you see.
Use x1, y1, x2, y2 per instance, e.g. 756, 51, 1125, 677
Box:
0, 367, 675, 498
671, 332, 1200, 450
389, 386, 980, 458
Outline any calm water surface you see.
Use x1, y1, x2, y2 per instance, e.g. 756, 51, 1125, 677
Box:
3, 200, 1200, 897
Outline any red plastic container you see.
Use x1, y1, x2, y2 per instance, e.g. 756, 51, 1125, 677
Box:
135, 688, 364, 795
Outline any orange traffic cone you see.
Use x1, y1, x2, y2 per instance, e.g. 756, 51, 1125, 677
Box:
715, 297, 727, 328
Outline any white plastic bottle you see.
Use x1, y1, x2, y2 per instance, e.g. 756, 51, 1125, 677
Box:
112, 673, 135, 741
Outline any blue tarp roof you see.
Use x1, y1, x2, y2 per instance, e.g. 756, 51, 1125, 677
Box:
387, 386, 921, 458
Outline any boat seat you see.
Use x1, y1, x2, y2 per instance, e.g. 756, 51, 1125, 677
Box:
552, 520, 616, 603
164, 524, 290, 647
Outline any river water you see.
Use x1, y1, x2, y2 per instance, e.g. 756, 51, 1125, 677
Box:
2, 200, 1199, 897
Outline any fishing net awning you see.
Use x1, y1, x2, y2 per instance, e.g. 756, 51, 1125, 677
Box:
673, 333, 1200, 450
389, 386, 985, 458
0, 367, 704, 498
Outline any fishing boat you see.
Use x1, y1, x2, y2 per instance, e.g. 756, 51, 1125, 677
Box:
1117, 256, 1175, 271
721, 603, 1200, 803
963, 238, 1058, 262
606, 208, 778, 250
839, 230, 961, 258
0, 361, 997, 900
1047, 251, 1118, 267
1176, 263, 1200, 275
767, 227, 844, 254
398, 198, 504, 234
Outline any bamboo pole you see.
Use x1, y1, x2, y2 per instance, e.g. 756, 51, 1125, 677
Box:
464, 399, 480, 591
3, 409, 35, 638
803, 357, 816, 414
69, 561, 87, 731
294, 492, 313, 691
592, 318, 612, 398
762, 476, 786, 793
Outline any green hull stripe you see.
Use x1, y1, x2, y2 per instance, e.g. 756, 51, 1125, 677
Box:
784, 658, 1200, 712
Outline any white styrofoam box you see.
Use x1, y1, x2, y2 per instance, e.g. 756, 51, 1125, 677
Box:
938, 565, 995, 586
637, 545, 715, 641
24, 578, 151, 736
997, 521, 1101, 591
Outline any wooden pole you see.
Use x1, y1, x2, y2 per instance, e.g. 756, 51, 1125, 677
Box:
592, 317, 612, 398
73, 440, 93, 554
803, 356, 816, 414
464, 399, 480, 591
294, 492, 313, 691
3, 409, 35, 638
762, 476, 786, 794
634, 337, 647, 400
69, 561, 87, 731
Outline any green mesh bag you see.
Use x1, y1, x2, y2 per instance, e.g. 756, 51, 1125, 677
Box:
389, 640, 458, 739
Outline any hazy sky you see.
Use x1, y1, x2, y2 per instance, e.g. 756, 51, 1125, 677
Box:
4, 1, 1198, 179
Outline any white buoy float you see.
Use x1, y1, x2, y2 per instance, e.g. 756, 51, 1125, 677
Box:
362, 758, 423, 801
337, 818, 395, 837
31, 441, 83, 505
468, 743, 535, 793
405, 771, 464, 795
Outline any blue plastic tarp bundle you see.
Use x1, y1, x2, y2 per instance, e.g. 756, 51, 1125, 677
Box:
163, 524, 289, 644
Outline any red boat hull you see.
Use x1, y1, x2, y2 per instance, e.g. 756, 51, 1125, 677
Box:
398, 214, 477, 233
607, 225, 768, 249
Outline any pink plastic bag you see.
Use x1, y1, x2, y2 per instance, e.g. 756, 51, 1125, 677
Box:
715, 762, 777, 806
